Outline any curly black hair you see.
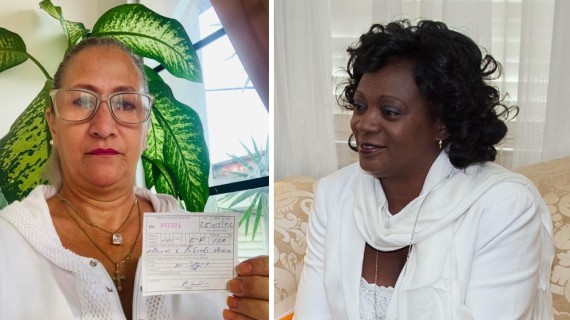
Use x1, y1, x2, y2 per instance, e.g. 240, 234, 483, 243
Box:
341, 19, 516, 168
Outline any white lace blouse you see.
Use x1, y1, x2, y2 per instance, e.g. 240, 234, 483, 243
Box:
359, 277, 394, 320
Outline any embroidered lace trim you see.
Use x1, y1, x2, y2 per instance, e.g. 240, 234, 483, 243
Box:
359, 277, 394, 320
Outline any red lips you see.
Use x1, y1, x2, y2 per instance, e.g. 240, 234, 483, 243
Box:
88, 148, 119, 155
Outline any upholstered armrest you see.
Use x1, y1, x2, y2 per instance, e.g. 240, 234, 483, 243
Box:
274, 176, 316, 319
514, 157, 570, 319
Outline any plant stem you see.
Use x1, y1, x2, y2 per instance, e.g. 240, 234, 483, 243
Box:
26, 53, 52, 80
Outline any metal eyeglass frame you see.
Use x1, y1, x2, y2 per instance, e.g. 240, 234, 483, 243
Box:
49, 88, 154, 124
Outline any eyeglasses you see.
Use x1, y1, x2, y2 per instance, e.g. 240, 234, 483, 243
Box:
49, 89, 154, 124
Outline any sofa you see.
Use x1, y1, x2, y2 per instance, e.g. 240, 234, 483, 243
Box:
274, 157, 570, 319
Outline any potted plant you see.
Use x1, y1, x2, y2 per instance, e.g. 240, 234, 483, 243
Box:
0, 0, 209, 211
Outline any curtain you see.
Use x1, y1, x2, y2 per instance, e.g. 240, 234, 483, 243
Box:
275, 0, 569, 178
274, 0, 338, 179
542, 0, 570, 163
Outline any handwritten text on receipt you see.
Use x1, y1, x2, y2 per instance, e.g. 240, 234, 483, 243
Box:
142, 212, 238, 295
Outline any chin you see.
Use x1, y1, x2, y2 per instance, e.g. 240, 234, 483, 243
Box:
359, 159, 385, 178
86, 171, 126, 188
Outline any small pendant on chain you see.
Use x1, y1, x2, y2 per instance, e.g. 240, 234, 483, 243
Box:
112, 233, 123, 245
113, 268, 126, 292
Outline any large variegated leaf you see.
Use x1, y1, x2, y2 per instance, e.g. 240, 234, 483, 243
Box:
143, 67, 209, 211
0, 187, 7, 209
91, 4, 201, 82
0, 28, 28, 73
39, 0, 89, 47
0, 81, 52, 203
141, 156, 177, 196
142, 112, 177, 194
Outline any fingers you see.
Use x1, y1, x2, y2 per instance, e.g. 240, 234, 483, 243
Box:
224, 296, 269, 320
236, 255, 269, 277
224, 255, 270, 320
227, 275, 269, 300
223, 308, 255, 320
223, 256, 269, 320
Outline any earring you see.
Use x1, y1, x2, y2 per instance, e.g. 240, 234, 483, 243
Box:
348, 133, 358, 152
49, 140, 53, 146
438, 138, 443, 149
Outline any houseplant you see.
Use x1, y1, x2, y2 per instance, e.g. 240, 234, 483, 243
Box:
0, 0, 209, 211
221, 137, 269, 240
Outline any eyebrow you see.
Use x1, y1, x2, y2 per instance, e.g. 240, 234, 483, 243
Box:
71, 84, 139, 93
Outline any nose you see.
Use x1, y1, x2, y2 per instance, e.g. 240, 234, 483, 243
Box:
88, 100, 118, 138
353, 108, 380, 133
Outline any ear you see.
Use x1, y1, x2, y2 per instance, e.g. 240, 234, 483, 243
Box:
141, 122, 150, 152
437, 123, 449, 141
46, 108, 57, 141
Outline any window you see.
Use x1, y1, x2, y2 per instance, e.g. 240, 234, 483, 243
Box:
140, 0, 269, 260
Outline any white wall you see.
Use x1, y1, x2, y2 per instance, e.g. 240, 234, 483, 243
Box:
0, 0, 124, 137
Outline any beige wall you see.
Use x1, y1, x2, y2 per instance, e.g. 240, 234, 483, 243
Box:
0, 0, 125, 137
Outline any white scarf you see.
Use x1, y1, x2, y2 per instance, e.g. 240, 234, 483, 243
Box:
352, 152, 553, 319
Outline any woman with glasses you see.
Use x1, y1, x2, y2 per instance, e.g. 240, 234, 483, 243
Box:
0, 37, 268, 320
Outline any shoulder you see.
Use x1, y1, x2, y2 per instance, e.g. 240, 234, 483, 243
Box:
135, 187, 181, 212
461, 163, 548, 244
470, 162, 541, 205
0, 185, 55, 243
0, 185, 53, 219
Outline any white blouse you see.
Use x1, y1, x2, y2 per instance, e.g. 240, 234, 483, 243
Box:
359, 277, 394, 320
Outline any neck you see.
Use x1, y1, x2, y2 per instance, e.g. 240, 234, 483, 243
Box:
380, 153, 440, 214
380, 175, 425, 214
58, 185, 138, 229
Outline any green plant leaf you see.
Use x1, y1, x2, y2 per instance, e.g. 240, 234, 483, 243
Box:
39, 0, 89, 47
143, 67, 209, 211
142, 108, 166, 190
0, 187, 8, 209
141, 155, 177, 196
219, 135, 269, 239
0, 28, 28, 73
250, 192, 268, 241
91, 4, 201, 82
227, 189, 258, 208
239, 192, 260, 236
0, 80, 53, 202
225, 152, 254, 173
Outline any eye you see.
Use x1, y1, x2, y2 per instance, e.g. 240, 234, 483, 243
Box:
381, 106, 400, 117
73, 96, 96, 109
349, 102, 367, 113
112, 96, 138, 113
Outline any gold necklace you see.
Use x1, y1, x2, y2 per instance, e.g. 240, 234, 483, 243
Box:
60, 196, 142, 292
57, 193, 137, 245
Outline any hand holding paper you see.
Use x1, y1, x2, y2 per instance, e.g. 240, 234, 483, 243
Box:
224, 255, 270, 320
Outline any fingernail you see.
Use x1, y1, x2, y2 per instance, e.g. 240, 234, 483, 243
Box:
227, 296, 240, 309
237, 262, 253, 275
227, 279, 242, 293
223, 309, 236, 319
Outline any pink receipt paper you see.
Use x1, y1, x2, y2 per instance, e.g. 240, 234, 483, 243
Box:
141, 212, 238, 295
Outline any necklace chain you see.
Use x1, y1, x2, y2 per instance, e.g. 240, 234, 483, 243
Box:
59, 193, 142, 292
57, 193, 137, 246
373, 194, 424, 319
